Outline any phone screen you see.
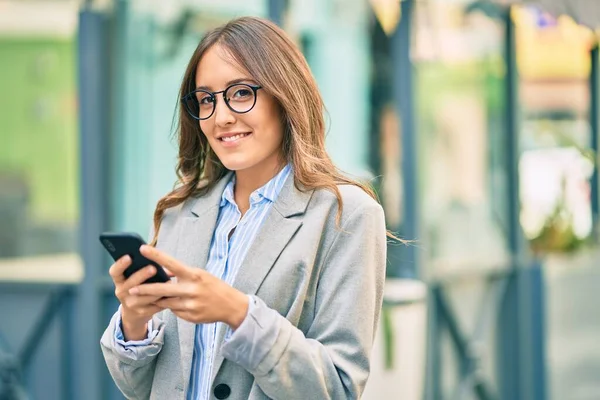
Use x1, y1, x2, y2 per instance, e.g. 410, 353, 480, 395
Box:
99, 232, 170, 283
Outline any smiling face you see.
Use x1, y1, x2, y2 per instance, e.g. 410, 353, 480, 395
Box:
195, 44, 285, 176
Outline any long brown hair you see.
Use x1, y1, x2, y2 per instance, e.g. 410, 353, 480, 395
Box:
151, 16, 398, 245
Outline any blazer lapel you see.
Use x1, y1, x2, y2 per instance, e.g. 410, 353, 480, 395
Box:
210, 173, 314, 383
176, 173, 232, 393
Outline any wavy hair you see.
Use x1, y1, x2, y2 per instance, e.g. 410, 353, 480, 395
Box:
151, 16, 399, 245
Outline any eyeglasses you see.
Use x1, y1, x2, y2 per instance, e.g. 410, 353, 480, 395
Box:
181, 83, 263, 120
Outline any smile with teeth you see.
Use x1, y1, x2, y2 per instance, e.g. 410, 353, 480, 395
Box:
220, 133, 250, 142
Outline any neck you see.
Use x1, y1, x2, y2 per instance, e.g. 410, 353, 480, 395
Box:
232, 157, 286, 215
234, 163, 285, 196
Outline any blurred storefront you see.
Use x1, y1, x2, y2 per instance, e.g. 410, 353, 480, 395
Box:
0, 2, 81, 399
0, 2, 79, 262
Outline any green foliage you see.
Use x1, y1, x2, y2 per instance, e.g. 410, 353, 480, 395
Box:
0, 37, 78, 224
416, 56, 505, 123
529, 178, 587, 254
382, 303, 395, 370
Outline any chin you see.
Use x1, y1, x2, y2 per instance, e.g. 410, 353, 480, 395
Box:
219, 158, 255, 172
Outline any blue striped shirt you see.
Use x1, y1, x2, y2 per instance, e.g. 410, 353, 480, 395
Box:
186, 164, 291, 399
114, 164, 291, 398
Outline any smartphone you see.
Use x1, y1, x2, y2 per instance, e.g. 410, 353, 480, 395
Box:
99, 232, 170, 284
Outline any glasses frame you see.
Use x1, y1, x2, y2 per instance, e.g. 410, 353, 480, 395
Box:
181, 83, 263, 121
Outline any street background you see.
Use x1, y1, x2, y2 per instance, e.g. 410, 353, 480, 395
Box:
1, 0, 600, 399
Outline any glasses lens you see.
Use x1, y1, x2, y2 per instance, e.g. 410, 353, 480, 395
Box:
225, 84, 256, 113
197, 90, 215, 119
183, 90, 214, 120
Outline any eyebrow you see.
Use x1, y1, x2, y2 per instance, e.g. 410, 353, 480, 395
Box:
195, 78, 256, 91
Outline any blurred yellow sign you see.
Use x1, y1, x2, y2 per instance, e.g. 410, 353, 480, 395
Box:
369, 0, 401, 35
513, 6, 594, 80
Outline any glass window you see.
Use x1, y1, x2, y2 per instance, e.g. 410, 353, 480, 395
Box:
410, 4, 511, 397
0, 3, 81, 400
414, 3, 511, 278
0, 1, 81, 282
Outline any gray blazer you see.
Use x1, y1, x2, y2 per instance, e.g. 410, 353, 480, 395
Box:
101, 172, 387, 400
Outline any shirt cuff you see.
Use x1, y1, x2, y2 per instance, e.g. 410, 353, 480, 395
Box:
114, 305, 158, 348
223, 294, 254, 341
221, 295, 282, 371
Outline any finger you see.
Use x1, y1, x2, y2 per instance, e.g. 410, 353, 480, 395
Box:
129, 282, 190, 298
136, 304, 165, 317
154, 297, 188, 311
140, 245, 193, 279
123, 295, 163, 309
120, 266, 160, 293
109, 255, 131, 283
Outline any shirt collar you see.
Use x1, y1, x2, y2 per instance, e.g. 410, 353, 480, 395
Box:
220, 164, 292, 207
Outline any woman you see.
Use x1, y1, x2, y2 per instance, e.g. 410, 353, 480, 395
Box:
101, 16, 388, 400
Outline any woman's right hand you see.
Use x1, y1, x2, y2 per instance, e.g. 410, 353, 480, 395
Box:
109, 255, 165, 341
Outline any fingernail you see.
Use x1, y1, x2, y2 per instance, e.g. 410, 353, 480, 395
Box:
129, 287, 139, 295
122, 255, 131, 263
147, 266, 155, 275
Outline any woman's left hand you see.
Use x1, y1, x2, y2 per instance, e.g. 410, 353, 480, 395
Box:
129, 245, 249, 329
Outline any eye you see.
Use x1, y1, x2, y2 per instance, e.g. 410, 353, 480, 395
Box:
197, 92, 214, 105
232, 88, 252, 99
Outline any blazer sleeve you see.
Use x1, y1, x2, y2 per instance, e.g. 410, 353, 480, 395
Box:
224, 202, 387, 399
100, 307, 167, 399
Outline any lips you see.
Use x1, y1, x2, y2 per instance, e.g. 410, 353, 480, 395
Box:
219, 132, 251, 142
216, 132, 252, 147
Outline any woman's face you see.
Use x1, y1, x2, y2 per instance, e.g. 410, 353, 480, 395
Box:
195, 45, 284, 175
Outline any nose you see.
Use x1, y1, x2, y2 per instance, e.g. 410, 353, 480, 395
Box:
214, 94, 236, 127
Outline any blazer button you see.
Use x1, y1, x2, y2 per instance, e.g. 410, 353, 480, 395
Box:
214, 383, 231, 399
